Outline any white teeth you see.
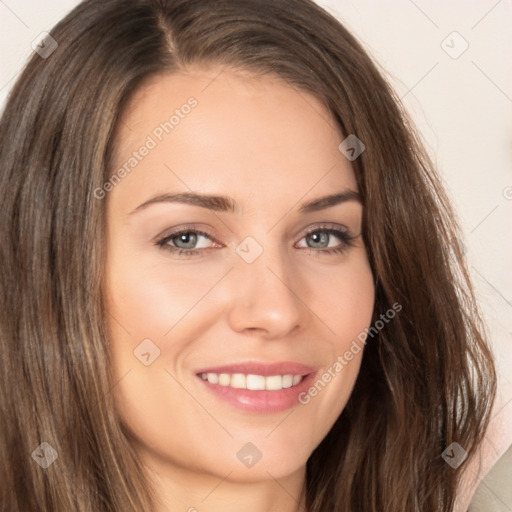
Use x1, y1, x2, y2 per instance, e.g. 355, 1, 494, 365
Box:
200, 372, 305, 390
230, 373, 246, 389
246, 374, 266, 390
265, 375, 283, 390
218, 373, 231, 386
282, 374, 293, 388
207, 373, 219, 384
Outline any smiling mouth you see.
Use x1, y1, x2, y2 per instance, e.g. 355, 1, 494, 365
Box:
199, 372, 305, 391
194, 361, 317, 412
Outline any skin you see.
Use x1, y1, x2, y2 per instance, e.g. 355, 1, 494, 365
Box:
104, 65, 375, 512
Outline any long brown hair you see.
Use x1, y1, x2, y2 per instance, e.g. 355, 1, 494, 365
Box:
0, 0, 496, 510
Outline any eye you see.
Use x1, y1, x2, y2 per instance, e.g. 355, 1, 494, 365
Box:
295, 225, 357, 255
156, 228, 219, 257
155, 224, 358, 258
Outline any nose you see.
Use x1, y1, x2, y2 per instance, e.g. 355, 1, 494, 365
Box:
226, 247, 305, 339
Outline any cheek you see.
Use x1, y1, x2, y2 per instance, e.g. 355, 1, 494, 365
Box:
307, 252, 375, 341
105, 251, 224, 341
298, 253, 374, 422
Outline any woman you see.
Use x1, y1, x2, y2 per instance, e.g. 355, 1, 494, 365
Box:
0, 0, 496, 510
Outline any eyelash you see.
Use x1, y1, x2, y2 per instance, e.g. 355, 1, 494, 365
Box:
155, 224, 357, 258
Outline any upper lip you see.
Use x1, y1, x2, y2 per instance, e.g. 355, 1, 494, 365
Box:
195, 361, 316, 377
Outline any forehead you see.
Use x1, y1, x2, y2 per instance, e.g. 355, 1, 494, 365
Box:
109, 66, 358, 213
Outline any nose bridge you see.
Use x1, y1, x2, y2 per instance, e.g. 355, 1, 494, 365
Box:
227, 235, 304, 336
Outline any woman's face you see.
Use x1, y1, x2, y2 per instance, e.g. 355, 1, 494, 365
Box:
104, 66, 375, 486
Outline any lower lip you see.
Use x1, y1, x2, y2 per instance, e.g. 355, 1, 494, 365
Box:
197, 373, 317, 413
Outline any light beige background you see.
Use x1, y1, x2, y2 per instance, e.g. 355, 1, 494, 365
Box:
0, 1, 510, 510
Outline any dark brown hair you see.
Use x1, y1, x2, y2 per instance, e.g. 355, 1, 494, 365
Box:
0, 0, 496, 510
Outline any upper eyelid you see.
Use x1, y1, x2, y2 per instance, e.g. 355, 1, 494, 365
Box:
157, 228, 217, 247
300, 223, 350, 235
156, 224, 215, 241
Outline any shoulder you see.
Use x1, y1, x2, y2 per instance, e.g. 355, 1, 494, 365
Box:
455, 388, 512, 511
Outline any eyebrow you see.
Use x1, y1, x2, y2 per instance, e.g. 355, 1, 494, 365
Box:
129, 189, 362, 215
